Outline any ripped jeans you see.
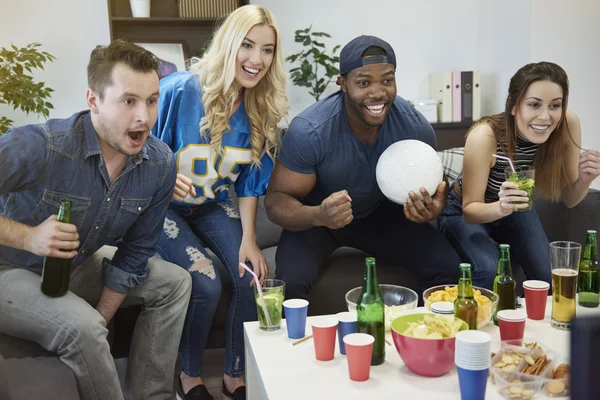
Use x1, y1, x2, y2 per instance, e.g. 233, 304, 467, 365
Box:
156, 199, 256, 378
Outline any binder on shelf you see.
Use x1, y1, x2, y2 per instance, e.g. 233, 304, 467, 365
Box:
461, 71, 473, 123
452, 72, 462, 123
429, 72, 452, 123
472, 71, 481, 121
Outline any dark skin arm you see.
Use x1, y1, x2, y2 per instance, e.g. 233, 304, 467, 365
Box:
402, 176, 449, 223
264, 162, 353, 231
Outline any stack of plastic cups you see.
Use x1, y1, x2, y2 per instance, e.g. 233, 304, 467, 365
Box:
454, 330, 491, 400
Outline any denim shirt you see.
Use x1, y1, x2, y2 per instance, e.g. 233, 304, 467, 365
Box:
0, 111, 177, 293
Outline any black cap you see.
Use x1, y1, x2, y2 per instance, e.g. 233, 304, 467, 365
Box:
339, 35, 396, 76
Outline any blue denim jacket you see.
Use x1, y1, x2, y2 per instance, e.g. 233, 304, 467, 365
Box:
0, 111, 176, 293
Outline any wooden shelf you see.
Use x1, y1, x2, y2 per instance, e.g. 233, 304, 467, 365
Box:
111, 17, 218, 24
431, 121, 473, 150
431, 121, 473, 130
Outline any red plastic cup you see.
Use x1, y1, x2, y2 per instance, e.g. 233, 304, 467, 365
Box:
311, 317, 338, 361
497, 310, 527, 345
343, 333, 374, 381
523, 280, 550, 320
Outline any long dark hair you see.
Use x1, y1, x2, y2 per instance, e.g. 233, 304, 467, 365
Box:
469, 62, 572, 201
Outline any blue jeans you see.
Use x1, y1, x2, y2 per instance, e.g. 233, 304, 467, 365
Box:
156, 199, 256, 378
437, 187, 552, 290
275, 199, 461, 301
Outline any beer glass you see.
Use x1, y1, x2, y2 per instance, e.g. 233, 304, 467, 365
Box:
550, 241, 582, 330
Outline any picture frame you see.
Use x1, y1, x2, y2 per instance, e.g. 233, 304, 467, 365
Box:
134, 40, 188, 78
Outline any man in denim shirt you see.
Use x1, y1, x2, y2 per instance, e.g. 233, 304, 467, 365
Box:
0, 40, 191, 400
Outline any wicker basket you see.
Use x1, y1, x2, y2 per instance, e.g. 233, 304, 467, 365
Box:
178, 0, 237, 18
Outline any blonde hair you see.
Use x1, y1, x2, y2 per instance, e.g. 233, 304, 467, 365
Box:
189, 5, 289, 166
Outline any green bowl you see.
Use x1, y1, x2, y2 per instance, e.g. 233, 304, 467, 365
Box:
390, 313, 469, 377
390, 312, 469, 334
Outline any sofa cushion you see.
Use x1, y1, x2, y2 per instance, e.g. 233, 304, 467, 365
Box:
438, 147, 464, 184
4, 356, 80, 400
255, 197, 283, 250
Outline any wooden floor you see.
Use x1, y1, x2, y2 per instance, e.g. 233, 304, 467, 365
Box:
115, 348, 227, 399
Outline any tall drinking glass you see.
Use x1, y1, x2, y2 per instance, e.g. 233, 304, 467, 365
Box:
504, 166, 535, 212
255, 279, 285, 331
550, 241, 581, 330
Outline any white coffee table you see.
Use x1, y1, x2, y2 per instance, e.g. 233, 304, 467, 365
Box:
244, 297, 600, 399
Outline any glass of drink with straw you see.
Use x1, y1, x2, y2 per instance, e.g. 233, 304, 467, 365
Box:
241, 263, 285, 331
494, 154, 535, 212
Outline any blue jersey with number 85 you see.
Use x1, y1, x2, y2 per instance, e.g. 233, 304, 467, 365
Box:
153, 71, 273, 206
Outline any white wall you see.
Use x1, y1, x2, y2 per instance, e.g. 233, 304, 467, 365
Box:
0, 0, 110, 127
252, 0, 531, 120
530, 0, 600, 189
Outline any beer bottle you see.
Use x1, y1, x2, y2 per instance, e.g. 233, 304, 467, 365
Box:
454, 263, 478, 330
357, 257, 385, 365
578, 230, 599, 308
493, 244, 517, 325
40, 200, 73, 297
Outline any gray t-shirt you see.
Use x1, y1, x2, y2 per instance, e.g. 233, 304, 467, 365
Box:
278, 91, 436, 219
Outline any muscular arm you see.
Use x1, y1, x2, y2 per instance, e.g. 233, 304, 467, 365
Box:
264, 162, 324, 231
560, 111, 590, 208
462, 125, 509, 224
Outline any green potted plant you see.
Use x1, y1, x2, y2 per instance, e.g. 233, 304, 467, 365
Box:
286, 26, 340, 102
0, 42, 56, 135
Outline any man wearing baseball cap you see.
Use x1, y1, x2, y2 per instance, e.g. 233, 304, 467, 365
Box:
265, 35, 460, 299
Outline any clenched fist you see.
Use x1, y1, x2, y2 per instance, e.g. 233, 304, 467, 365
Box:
173, 173, 197, 202
318, 190, 353, 229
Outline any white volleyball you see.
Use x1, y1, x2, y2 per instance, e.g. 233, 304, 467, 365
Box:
376, 140, 444, 205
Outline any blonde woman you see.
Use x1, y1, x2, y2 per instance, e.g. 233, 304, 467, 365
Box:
153, 5, 288, 400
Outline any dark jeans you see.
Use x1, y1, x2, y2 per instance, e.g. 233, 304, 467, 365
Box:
437, 187, 552, 290
156, 199, 255, 378
275, 200, 461, 300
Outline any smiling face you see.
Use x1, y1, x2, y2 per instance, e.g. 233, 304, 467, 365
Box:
512, 80, 564, 144
341, 62, 397, 132
235, 24, 276, 89
88, 63, 159, 158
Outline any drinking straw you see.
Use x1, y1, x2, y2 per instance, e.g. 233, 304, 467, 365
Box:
240, 262, 272, 327
492, 154, 516, 172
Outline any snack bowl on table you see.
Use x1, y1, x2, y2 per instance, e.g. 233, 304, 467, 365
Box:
345, 284, 418, 331
488, 339, 570, 399
390, 312, 468, 377
423, 284, 499, 328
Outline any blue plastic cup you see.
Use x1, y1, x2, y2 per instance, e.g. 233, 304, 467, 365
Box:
283, 299, 309, 339
457, 366, 488, 400
336, 311, 358, 355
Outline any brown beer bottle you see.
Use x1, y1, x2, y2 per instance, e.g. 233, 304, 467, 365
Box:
454, 263, 479, 330
40, 200, 73, 297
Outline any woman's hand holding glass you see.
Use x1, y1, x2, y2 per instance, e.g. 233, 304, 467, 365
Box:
497, 181, 530, 215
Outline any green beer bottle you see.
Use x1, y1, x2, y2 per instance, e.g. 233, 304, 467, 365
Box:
454, 263, 478, 330
357, 257, 385, 365
578, 230, 599, 308
40, 200, 73, 297
493, 244, 517, 325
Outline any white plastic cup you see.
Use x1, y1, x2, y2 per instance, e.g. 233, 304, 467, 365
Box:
130, 0, 150, 17
455, 330, 491, 371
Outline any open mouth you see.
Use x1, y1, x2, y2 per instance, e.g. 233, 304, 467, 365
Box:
127, 130, 146, 146
365, 103, 386, 116
530, 124, 550, 134
242, 65, 260, 78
